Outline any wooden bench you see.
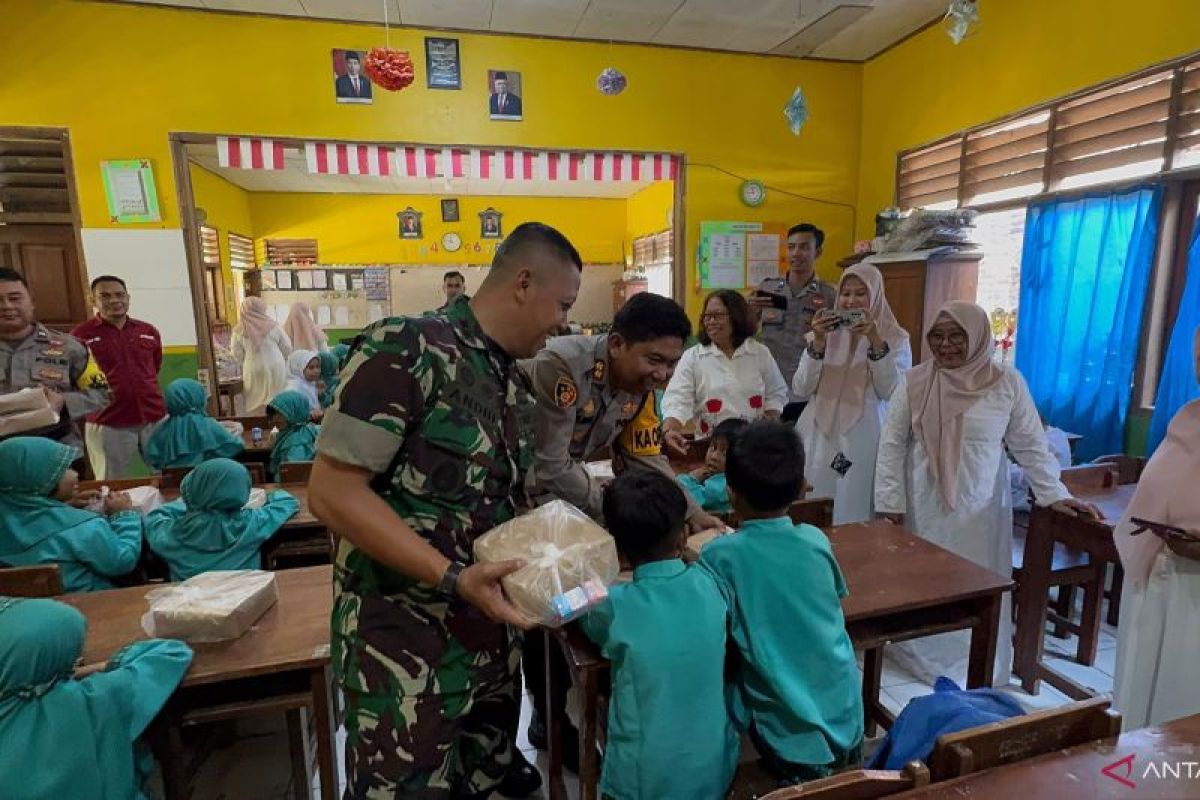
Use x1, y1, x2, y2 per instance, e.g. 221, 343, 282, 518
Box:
927, 696, 1121, 781
161, 462, 266, 489
279, 461, 314, 484
759, 763, 930, 800
0, 564, 63, 597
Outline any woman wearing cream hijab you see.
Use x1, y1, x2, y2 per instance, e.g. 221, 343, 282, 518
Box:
1114, 326, 1200, 728
793, 263, 911, 524
231, 297, 292, 414
875, 301, 1096, 686
281, 301, 328, 353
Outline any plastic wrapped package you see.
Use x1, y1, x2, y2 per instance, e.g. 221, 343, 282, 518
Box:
243, 487, 267, 509
474, 500, 619, 627
219, 420, 244, 437
122, 485, 163, 516
141, 570, 278, 642
0, 387, 59, 437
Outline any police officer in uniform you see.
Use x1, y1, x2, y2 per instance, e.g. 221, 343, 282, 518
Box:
518, 291, 725, 761
308, 224, 582, 799
749, 223, 838, 423
0, 268, 109, 451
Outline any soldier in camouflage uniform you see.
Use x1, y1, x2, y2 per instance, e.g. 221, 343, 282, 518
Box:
308, 224, 583, 799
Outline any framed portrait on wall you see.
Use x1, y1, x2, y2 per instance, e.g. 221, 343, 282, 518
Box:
480, 207, 502, 239
398, 207, 423, 239
441, 198, 460, 222
333, 49, 373, 104
488, 70, 523, 121
425, 37, 462, 90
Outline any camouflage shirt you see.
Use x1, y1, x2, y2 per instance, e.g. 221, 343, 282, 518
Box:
317, 297, 535, 696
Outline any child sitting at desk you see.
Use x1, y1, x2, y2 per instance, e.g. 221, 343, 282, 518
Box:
144, 378, 243, 470
699, 420, 863, 787
316, 350, 341, 409
580, 471, 738, 800
677, 417, 748, 514
266, 390, 321, 483
0, 437, 142, 593
0, 596, 193, 800
144, 458, 300, 581
285, 349, 323, 418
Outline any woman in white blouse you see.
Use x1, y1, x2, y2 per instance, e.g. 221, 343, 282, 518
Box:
874, 301, 1097, 686
662, 290, 788, 445
792, 263, 911, 524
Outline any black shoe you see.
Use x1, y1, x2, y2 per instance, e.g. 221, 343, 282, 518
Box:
495, 750, 543, 798
526, 710, 581, 775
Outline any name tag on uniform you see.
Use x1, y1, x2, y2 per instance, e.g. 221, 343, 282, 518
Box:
38, 367, 65, 382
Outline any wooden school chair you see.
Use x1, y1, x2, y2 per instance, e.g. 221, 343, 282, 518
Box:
160, 462, 266, 490
722, 498, 835, 530
1091, 453, 1145, 626
278, 461, 314, 484
927, 696, 1121, 781
758, 763, 930, 800
217, 414, 271, 431
0, 564, 64, 597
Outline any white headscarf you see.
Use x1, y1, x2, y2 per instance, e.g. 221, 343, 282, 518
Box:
284, 349, 320, 412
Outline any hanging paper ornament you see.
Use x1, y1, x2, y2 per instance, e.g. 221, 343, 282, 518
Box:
943, 0, 980, 45
784, 87, 808, 135
364, 47, 415, 91
596, 67, 628, 96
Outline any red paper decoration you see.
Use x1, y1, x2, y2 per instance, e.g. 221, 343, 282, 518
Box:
364, 47, 415, 92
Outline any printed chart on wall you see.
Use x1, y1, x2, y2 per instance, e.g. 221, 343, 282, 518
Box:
697, 221, 787, 289
259, 266, 393, 331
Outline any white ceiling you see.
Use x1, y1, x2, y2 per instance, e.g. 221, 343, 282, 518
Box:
103, 0, 947, 61
188, 143, 656, 197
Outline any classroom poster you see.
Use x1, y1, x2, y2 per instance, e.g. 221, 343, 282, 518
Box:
697, 221, 788, 289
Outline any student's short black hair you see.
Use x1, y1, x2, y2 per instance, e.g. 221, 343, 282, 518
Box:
0, 267, 27, 287
602, 471, 688, 565
711, 417, 749, 446
90, 275, 127, 292
611, 292, 691, 345
443, 270, 465, 283
491, 222, 583, 274
725, 420, 806, 512
787, 222, 825, 250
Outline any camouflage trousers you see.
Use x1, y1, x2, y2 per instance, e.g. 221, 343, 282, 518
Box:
335, 588, 524, 799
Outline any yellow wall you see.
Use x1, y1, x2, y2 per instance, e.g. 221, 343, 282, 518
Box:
858, 0, 1200, 234
249, 192, 627, 265
1, 0, 862, 317
189, 164, 253, 320
625, 180, 675, 253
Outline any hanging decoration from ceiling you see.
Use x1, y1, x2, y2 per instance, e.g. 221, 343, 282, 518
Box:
364, 0, 415, 91
597, 67, 628, 96
944, 0, 980, 45
784, 87, 808, 135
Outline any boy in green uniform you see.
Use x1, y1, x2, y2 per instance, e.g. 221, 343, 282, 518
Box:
581, 471, 738, 799
676, 417, 748, 514
700, 420, 863, 786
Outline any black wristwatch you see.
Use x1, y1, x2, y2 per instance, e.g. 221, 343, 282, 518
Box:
437, 561, 467, 597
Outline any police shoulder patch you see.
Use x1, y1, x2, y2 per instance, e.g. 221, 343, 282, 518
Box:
591, 359, 606, 383
554, 377, 578, 408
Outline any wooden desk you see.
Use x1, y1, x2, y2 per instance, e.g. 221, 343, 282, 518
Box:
892, 712, 1200, 799
60, 566, 337, 799
238, 429, 274, 463
1013, 484, 1136, 698
545, 521, 1012, 800
158, 483, 319, 531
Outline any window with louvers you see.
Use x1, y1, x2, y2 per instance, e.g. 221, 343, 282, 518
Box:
199, 225, 225, 324
264, 238, 318, 265
897, 136, 963, 210
1172, 64, 1200, 170
962, 112, 1050, 205
228, 232, 254, 270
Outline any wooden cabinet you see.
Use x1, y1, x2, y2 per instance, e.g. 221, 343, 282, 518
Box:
871, 252, 981, 363
612, 277, 647, 313
0, 224, 88, 328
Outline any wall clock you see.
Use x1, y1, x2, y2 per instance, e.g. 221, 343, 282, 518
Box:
441, 232, 462, 252
740, 179, 766, 207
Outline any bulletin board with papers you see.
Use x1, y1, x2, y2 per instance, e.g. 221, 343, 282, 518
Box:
259, 265, 393, 332
697, 221, 788, 289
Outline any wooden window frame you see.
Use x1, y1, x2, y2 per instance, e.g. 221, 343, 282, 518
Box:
264, 237, 319, 266
228, 231, 255, 270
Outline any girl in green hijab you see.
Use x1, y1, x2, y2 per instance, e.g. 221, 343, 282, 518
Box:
317, 350, 341, 408
144, 458, 299, 581
332, 342, 350, 368
144, 379, 244, 470
0, 596, 193, 800
0, 437, 142, 592
266, 390, 321, 482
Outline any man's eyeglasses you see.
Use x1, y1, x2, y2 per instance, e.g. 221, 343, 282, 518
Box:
927, 331, 967, 347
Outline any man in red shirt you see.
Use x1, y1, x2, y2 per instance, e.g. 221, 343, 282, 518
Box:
71, 275, 166, 478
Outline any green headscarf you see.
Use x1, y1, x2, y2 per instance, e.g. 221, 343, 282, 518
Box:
0, 597, 193, 799
332, 343, 350, 368
144, 379, 244, 470
317, 350, 340, 408
267, 390, 320, 481
0, 437, 98, 557
144, 459, 300, 581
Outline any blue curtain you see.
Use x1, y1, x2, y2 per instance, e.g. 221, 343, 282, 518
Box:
1015, 185, 1162, 462
1147, 222, 1200, 453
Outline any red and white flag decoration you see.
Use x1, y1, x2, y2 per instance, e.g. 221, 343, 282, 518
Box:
217, 136, 286, 170
306, 142, 393, 176
385, 146, 679, 182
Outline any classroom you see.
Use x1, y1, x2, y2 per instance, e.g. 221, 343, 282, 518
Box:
1, 0, 1199, 798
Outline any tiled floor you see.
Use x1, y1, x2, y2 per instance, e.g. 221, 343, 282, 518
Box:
189, 621, 1120, 799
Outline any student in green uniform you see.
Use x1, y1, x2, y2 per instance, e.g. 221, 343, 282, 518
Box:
266, 389, 320, 482
700, 420, 863, 786
677, 417, 748, 514
0, 436, 142, 592
581, 471, 738, 800
144, 378, 243, 470
0, 595, 193, 800
316, 350, 341, 408
144, 458, 300, 581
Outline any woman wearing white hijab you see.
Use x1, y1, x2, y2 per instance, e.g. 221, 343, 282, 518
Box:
875, 301, 1096, 686
231, 297, 292, 414
793, 263, 911, 524
1113, 327, 1200, 728
281, 301, 328, 353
